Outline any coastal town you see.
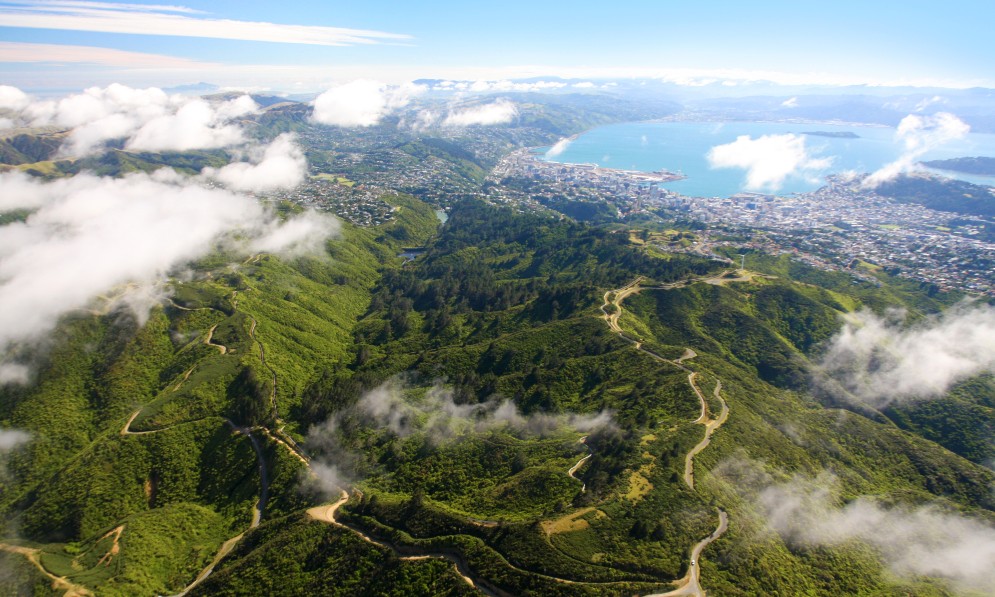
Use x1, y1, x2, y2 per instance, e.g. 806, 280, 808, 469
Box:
489, 148, 995, 296
255, 121, 994, 297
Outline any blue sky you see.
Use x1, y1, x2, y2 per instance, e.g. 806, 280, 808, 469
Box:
1, 0, 993, 91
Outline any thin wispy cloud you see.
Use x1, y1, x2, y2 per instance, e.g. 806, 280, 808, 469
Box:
0, 1, 411, 47
760, 472, 995, 594
0, 41, 219, 69
29, 2, 205, 14
815, 304, 995, 405
305, 377, 613, 496
544, 137, 572, 158
863, 112, 970, 187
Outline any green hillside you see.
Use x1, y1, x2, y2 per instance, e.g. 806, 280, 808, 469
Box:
2, 196, 992, 596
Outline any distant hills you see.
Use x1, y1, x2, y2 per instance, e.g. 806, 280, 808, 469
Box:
873, 173, 995, 218
922, 156, 995, 176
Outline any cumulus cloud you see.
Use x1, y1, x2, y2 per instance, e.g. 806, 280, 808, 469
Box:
8, 83, 259, 155
707, 133, 833, 191
781, 97, 799, 108
442, 99, 518, 127
0, 85, 30, 111
0, 168, 337, 378
311, 80, 423, 127
544, 137, 573, 159
863, 112, 970, 187
758, 472, 995, 594
815, 304, 995, 406
201, 133, 307, 192
125, 95, 254, 151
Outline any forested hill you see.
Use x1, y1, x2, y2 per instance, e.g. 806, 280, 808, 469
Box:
874, 173, 995, 217
922, 156, 995, 176
2, 198, 993, 596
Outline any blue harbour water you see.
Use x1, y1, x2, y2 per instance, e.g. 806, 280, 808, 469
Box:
540, 121, 995, 197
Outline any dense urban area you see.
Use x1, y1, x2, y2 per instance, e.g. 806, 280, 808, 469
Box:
272, 129, 995, 297
492, 149, 995, 295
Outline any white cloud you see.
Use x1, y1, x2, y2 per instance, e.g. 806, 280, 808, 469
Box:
303, 378, 612, 498
11, 84, 259, 155
442, 99, 518, 127
707, 133, 833, 191
0, 428, 30, 452
251, 209, 339, 255
0, 363, 30, 385
125, 97, 252, 152
816, 304, 995, 405
545, 137, 573, 158
914, 95, 946, 112
0, 41, 220, 69
863, 112, 970, 187
201, 133, 307, 192
781, 97, 799, 108
462, 79, 567, 93
0, 168, 337, 374
572, 81, 596, 89
0, 1, 409, 46
758, 472, 995, 594
311, 378, 613, 446
0, 84, 30, 111
311, 80, 423, 127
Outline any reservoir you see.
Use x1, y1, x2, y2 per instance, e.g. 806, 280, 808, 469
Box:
541, 121, 995, 197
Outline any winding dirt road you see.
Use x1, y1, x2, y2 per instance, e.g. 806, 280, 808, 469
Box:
600, 277, 732, 596
0, 543, 93, 596
247, 316, 311, 465
308, 492, 500, 596
116, 329, 271, 597
567, 436, 593, 493
645, 510, 728, 597
683, 381, 729, 491
204, 324, 227, 354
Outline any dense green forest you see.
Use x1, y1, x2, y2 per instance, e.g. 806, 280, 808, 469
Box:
2, 193, 993, 596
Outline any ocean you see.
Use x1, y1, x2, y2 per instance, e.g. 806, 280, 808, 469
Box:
540, 121, 995, 197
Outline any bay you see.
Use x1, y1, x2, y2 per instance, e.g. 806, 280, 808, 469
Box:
540, 121, 995, 197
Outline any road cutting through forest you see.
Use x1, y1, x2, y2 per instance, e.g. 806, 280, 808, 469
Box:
601, 276, 732, 597
308, 492, 501, 596
137, 270, 732, 596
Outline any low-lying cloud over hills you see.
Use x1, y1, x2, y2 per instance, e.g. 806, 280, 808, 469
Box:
0, 83, 345, 383
0, 167, 337, 383
2, 83, 258, 155
815, 304, 995, 405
